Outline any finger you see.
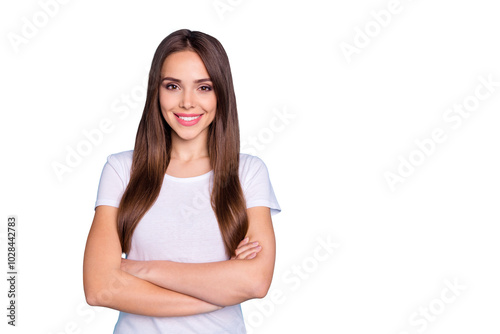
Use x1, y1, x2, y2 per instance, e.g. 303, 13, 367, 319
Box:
239, 247, 261, 260
236, 237, 250, 248
234, 241, 259, 257
235, 245, 262, 260
232, 247, 260, 260
234, 242, 256, 255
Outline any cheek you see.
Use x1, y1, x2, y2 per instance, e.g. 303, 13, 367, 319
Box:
201, 96, 217, 113
159, 89, 177, 106
159, 97, 175, 115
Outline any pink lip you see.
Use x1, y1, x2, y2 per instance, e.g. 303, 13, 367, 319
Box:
174, 113, 203, 127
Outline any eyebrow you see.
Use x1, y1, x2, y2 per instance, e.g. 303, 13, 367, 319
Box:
161, 77, 212, 84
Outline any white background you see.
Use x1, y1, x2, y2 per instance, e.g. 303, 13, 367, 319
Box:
1, 0, 500, 333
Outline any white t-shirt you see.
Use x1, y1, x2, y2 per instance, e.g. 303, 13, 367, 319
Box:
94, 150, 281, 334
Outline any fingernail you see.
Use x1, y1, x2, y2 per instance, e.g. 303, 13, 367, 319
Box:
252, 241, 259, 246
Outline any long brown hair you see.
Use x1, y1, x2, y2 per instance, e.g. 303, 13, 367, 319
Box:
117, 29, 248, 257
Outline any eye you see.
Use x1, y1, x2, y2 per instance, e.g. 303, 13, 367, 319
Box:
199, 85, 212, 91
165, 83, 179, 90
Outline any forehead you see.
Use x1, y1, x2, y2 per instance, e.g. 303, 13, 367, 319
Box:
161, 51, 210, 78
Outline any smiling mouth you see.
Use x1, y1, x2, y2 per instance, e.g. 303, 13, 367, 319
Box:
173, 113, 204, 126
174, 113, 202, 121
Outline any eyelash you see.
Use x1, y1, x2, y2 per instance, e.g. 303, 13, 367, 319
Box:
164, 84, 213, 91
165, 83, 178, 90
199, 85, 212, 91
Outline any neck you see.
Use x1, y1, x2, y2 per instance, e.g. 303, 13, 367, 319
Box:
170, 130, 209, 162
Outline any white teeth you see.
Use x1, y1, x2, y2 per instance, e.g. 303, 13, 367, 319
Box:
178, 115, 201, 121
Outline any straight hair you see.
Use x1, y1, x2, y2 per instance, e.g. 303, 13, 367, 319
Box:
117, 29, 248, 257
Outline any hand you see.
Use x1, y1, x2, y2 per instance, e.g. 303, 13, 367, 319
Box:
231, 237, 262, 260
120, 258, 148, 279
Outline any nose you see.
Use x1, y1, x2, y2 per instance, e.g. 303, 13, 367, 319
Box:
180, 90, 195, 109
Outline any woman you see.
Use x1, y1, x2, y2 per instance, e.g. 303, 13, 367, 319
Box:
83, 29, 281, 333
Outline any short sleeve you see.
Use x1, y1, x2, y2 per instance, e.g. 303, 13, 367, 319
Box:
94, 154, 127, 209
241, 155, 281, 216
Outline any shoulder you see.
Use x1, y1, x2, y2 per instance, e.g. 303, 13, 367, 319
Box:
238, 153, 270, 184
238, 153, 281, 214
104, 150, 134, 180
106, 150, 133, 166
239, 153, 267, 173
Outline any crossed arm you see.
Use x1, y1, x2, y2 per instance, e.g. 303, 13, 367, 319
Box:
83, 205, 275, 316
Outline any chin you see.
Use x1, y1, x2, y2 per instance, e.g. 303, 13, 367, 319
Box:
172, 127, 208, 141
176, 133, 198, 141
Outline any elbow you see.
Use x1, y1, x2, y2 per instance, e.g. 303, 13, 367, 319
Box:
253, 282, 271, 299
83, 275, 104, 306
248, 275, 272, 299
84, 286, 101, 306
85, 293, 99, 307
83, 275, 99, 306
244, 263, 274, 300
83, 278, 115, 307
84, 285, 116, 307
222, 276, 271, 305
84, 281, 121, 307
84, 279, 112, 307
83, 269, 124, 307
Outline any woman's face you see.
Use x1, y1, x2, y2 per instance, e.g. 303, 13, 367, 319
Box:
159, 50, 217, 143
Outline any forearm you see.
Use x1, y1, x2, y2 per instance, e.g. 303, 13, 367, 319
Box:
85, 268, 221, 317
140, 259, 271, 306
117, 207, 276, 307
